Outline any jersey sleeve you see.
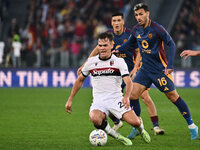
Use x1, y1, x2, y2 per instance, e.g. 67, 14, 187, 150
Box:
155, 25, 176, 69
117, 33, 138, 53
81, 60, 90, 77
118, 58, 129, 77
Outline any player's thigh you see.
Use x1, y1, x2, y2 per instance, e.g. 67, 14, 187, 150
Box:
164, 89, 179, 102
122, 110, 140, 127
130, 82, 147, 99
89, 101, 108, 120
152, 72, 175, 93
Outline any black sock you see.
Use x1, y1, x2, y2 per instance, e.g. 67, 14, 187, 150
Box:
94, 119, 108, 130
130, 99, 141, 116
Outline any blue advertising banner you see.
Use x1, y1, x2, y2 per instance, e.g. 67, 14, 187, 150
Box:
0, 68, 199, 88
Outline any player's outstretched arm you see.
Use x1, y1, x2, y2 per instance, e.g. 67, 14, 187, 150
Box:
65, 74, 86, 114
77, 46, 99, 75
180, 50, 200, 59
113, 34, 137, 54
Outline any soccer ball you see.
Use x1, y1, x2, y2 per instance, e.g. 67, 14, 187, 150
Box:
89, 129, 107, 146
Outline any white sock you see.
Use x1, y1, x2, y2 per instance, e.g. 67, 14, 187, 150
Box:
136, 118, 144, 134
188, 123, 196, 129
104, 123, 118, 138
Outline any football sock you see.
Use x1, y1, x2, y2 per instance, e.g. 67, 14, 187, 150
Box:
188, 123, 196, 129
130, 99, 141, 116
94, 119, 108, 130
110, 115, 120, 125
151, 116, 159, 127
173, 97, 193, 125
135, 118, 144, 134
104, 122, 118, 138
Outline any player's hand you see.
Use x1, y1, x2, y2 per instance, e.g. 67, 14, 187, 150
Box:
77, 66, 83, 76
180, 50, 195, 59
122, 97, 130, 110
65, 98, 73, 114
165, 68, 173, 75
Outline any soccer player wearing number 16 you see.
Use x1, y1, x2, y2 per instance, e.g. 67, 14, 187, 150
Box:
116, 3, 199, 140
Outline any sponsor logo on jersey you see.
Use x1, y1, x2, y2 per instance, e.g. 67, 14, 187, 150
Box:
142, 40, 149, 49
141, 49, 151, 54
90, 68, 120, 76
116, 53, 126, 58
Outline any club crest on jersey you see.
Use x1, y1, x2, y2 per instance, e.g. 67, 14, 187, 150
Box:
148, 33, 153, 39
110, 61, 114, 66
123, 39, 128, 43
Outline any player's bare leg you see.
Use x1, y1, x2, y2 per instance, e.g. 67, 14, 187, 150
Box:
140, 90, 165, 135
89, 110, 132, 145
165, 90, 199, 140
122, 110, 151, 143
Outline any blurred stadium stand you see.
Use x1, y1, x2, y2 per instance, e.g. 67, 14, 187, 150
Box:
0, 0, 199, 68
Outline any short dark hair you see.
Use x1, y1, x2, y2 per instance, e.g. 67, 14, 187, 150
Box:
112, 12, 124, 19
133, 3, 149, 12
98, 32, 113, 42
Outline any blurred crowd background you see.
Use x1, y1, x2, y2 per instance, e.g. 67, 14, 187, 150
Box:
0, 0, 199, 68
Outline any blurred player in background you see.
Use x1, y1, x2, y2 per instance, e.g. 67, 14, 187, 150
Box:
77, 12, 165, 138
114, 3, 198, 140
180, 50, 200, 59
65, 32, 151, 145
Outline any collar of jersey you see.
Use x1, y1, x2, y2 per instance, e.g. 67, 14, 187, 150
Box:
99, 54, 112, 61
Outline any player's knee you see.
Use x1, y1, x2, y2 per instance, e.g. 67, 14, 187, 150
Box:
132, 118, 141, 127
142, 97, 151, 106
90, 111, 105, 126
90, 115, 102, 126
165, 91, 179, 102
127, 117, 141, 127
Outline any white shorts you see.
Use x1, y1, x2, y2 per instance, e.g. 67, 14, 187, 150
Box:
89, 96, 131, 119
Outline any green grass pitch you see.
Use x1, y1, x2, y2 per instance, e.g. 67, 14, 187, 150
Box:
0, 88, 200, 150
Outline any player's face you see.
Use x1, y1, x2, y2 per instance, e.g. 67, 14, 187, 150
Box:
98, 38, 113, 59
111, 16, 124, 34
134, 8, 149, 27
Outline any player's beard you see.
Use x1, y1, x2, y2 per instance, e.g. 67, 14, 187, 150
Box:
138, 17, 148, 28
